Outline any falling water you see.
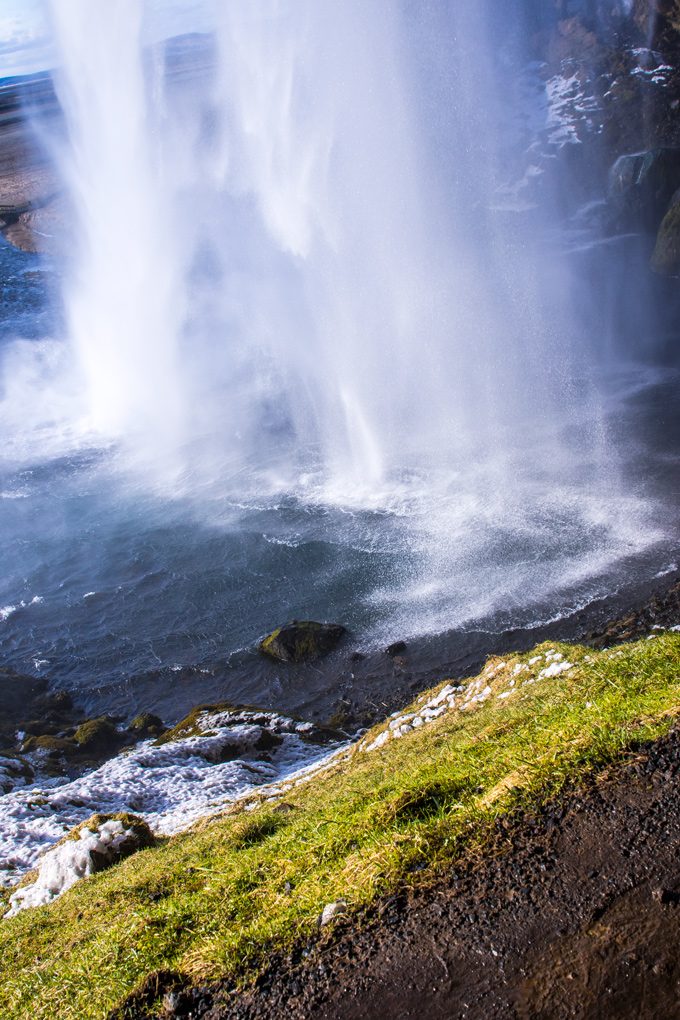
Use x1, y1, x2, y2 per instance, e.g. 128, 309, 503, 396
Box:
46, 0, 606, 496
48, 0, 186, 447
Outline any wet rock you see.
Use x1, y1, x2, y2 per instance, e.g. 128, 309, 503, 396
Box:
385, 640, 407, 657
652, 187, 680, 273
21, 735, 75, 756
588, 580, 680, 648
5, 812, 155, 916
259, 621, 347, 663
154, 702, 237, 745
608, 148, 680, 231
254, 728, 284, 752
0, 192, 65, 254
19, 715, 129, 769
128, 712, 166, 739
84, 812, 155, 872
0, 670, 49, 748
0, 755, 33, 794
633, 0, 680, 47
546, 15, 600, 67
73, 717, 124, 755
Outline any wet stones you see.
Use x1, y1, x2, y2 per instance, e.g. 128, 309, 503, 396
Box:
608, 148, 680, 231
652, 186, 680, 273
73, 717, 124, 755
259, 621, 347, 663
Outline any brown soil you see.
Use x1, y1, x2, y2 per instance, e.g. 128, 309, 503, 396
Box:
158, 726, 680, 1020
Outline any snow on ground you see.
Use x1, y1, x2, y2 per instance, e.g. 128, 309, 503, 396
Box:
5, 818, 134, 917
361, 624, 679, 757
3, 627, 679, 912
0, 709, 343, 890
362, 648, 576, 753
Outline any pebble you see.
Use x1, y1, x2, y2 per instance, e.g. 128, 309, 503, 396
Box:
320, 900, 347, 926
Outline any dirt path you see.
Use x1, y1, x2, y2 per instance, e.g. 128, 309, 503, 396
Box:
163, 727, 680, 1020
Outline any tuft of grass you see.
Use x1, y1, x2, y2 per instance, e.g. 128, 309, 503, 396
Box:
0, 634, 678, 1020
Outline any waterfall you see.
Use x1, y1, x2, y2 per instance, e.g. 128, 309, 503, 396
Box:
48, 0, 186, 446
0, 0, 673, 696
44, 0, 612, 505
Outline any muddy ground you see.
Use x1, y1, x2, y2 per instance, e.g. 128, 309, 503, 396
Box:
154, 723, 680, 1020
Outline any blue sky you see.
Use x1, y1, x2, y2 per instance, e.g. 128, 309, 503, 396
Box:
0, 0, 51, 76
0, 0, 214, 77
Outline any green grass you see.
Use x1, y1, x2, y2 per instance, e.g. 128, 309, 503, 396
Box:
0, 633, 679, 1019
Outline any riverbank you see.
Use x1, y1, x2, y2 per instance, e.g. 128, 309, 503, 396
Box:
0, 620, 678, 1019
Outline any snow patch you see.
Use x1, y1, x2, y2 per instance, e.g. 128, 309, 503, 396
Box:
0, 709, 343, 888
5, 819, 133, 917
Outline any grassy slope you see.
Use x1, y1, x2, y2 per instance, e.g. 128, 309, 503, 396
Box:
0, 634, 679, 1019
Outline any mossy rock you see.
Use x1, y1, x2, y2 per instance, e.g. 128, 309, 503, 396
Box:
21, 735, 76, 756
154, 703, 286, 757
652, 188, 680, 274
11, 813, 157, 894
154, 702, 237, 745
259, 621, 347, 663
0, 755, 34, 793
72, 718, 123, 755
128, 713, 166, 739
80, 813, 156, 872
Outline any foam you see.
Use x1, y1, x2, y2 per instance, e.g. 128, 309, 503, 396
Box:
5, 819, 133, 917
0, 708, 342, 889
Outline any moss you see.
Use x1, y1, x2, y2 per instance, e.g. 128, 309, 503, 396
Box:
72, 718, 121, 753
260, 627, 283, 656
260, 621, 347, 663
154, 703, 236, 745
21, 735, 76, 755
128, 713, 166, 739
0, 634, 678, 1020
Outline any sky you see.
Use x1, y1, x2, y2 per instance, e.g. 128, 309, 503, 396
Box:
0, 0, 214, 78
0, 0, 51, 76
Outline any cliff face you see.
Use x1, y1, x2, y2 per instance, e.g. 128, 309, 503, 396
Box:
3, 4, 680, 255
0, 74, 62, 254
526, 0, 680, 158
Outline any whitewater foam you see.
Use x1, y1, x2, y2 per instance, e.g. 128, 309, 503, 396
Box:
0, 708, 343, 888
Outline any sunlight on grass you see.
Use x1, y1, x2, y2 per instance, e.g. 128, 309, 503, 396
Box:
0, 633, 678, 1020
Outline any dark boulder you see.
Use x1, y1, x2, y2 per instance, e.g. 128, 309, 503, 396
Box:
652, 187, 680, 273
128, 712, 166, 739
72, 717, 124, 755
385, 640, 407, 657
0, 669, 49, 747
259, 621, 347, 663
608, 149, 680, 231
